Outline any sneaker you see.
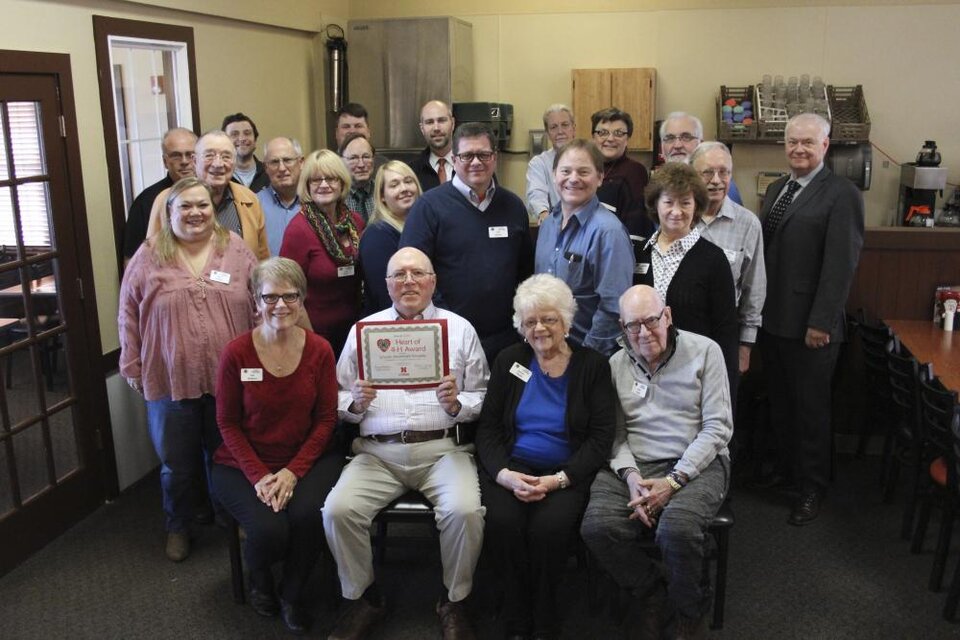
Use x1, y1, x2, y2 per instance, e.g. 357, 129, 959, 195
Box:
165, 531, 190, 562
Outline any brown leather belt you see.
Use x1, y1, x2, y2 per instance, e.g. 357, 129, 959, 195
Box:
364, 427, 456, 445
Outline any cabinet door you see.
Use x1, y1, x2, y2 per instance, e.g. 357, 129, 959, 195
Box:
612, 68, 656, 151
571, 69, 611, 142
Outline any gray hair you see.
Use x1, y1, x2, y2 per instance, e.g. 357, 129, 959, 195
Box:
659, 112, 704, 140
195, 129, 235, 159
786, 112, 831, 141
161, 127, 197, 151
251, 257, 307, 302
262, 136, 303, 158
690, 141, 732, 167
542, 103, 574, 128
512, 274, 576, 335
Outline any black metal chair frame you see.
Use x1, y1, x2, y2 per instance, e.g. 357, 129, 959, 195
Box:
887, 345, 924, 540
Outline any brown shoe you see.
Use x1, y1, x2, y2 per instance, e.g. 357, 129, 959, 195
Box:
437, 599, 475, 640
625, 582, 668, 640
165, 532, 190, 562
674, 613, 708, 640
327, 598, 386, 640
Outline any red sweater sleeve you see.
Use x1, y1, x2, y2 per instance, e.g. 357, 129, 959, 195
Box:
286, 334, 338, 477
216, 335, 271, 485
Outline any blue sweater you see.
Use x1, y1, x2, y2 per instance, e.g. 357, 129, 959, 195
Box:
359, 220, 401, 316
399, 182, 533, 347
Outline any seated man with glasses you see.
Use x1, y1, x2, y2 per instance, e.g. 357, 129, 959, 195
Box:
659, 112, 744, 205
690, 142, 765, 377
581, 284, 732, 640
257, 137, 305, 256
591, 107, 654, 239
324, 246, 488, 640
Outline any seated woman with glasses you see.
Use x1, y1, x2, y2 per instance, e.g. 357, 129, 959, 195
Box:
476, 273, 615, 640
634, 162, 739, 398
338, 133, 377, 223
212, 257, 343, 635
359, 161, 423, 315
280, 150, 365, 357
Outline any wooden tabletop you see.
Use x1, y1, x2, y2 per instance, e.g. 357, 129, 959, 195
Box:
885, 319, 960, 392
0, 275, 56, 297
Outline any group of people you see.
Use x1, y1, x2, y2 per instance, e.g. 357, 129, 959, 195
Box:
117, 97, 864, 640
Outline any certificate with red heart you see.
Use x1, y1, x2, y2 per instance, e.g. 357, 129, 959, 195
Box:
355, 319, 449, 388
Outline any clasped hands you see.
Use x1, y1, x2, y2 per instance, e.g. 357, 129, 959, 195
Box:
350, 375, 461, 416
624, 471, 676, 528
496, 468, 562, 503
254, 467, 297, 513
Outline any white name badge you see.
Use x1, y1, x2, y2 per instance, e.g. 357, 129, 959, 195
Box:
632, 381, 648, 398
209, 270, 231, 284
337, 265, 356, 278
722, 249, 738, 264
509, 362, 532, 382
241, 368, 264, 382
634, 263, 650, 275
488, 226, 508, 238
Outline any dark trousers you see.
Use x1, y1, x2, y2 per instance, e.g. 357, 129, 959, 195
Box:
145, 395, 221, 533
479, 465, 590, 637
212, 453, 344, 604
761, 331, 840, 493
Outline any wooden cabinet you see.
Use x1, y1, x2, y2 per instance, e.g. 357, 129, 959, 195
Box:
571, 68, 656, 151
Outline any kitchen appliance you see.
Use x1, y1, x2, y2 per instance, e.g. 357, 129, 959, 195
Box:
938, 188, 960, 227
826, 142, 872, 190
452, 102, 514, 150
898, 140, 948, 226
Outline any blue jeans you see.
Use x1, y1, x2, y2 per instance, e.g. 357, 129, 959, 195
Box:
146, 395, 221, 532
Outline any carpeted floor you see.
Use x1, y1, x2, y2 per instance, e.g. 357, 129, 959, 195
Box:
0, 453, 958, 639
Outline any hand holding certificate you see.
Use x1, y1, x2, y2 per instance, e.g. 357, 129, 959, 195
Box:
356, 319, 450, 389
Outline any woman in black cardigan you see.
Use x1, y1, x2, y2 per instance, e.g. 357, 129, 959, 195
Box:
476, 274, 615, 640
633, 162, 738, 397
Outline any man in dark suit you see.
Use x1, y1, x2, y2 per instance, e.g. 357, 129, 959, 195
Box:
410, 100, 455, 191
759, 113, 864, 526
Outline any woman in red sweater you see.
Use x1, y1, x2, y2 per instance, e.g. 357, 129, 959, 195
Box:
279, 149, 365, 357
212, 257, 343, 634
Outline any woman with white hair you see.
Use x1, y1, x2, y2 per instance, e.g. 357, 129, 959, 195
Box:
476, 273, 615, 640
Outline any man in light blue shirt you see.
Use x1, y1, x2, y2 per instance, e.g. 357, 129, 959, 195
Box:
257, 137, 303, 256
535, 139, 633, 356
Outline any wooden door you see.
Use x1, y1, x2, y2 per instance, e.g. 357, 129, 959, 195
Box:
572, 67, 657, 151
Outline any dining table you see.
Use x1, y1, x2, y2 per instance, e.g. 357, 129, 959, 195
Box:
885, 319, 960, 392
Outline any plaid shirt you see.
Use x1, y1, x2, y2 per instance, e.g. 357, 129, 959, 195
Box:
345, 181, 375, 223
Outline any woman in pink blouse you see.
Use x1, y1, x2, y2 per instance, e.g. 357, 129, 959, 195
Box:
119, 177, 257, 563
280, 150, 365, 358
212, 257, 341, 634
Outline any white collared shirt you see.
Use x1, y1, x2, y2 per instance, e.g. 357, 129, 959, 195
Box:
451, 174, 496, 212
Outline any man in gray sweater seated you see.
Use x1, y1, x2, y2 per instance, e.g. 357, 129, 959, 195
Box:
581, 285, 732, 640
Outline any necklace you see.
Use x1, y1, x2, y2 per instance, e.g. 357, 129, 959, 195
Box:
253, 329, 304, 377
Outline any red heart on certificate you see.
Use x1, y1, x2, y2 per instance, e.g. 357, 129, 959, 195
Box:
376, 338, 391, 352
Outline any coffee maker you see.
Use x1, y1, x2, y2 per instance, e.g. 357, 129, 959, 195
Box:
898, 140, 947, 226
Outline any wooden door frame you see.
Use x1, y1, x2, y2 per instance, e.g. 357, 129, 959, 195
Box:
0, 49, 116, 574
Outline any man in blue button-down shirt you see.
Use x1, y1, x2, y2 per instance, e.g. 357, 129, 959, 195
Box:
257, 137, 303, 256
535, 139, 633, 356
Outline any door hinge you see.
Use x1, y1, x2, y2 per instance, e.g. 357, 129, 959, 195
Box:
76, 277, 84, 300
59, 115, 66, 138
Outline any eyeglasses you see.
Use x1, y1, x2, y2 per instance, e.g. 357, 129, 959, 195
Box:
386, 269, 434, 282
662, 133, 700, 144
165, 151, 195, 162
621, 311, 665, 334
521, 315, 561, 331
260, 292, 301, 305
343, 153, 373, 164
593, 129, 629, 139
201, 151, 234, 163
455, 151, 495, 164
699, 168, 731, 180
309, 176, 341, 187
265, 156, 300, 169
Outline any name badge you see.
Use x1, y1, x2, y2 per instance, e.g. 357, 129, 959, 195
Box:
337, 265, 356, 278
722, 248, 738, 264
209, 270, 231, 284
632, 381, 648, 398
241, 368, 264, 382
488, 226, 508, 238
509, 362, 532, 382
634, 263, 650, 275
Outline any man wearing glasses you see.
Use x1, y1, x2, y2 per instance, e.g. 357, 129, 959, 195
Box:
591, 107, 654, 238
257, 137, 304, 256
525, 103, 575, 223
325, 247, 488, 640
659, 112, 744, 205
401, 122, 533, 365
123, 127, 197, 261
581, 284, 732, 640
411, 100, 456, 191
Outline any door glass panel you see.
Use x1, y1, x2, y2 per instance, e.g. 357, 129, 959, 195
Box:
0, 108, 7, 181
6, 346, 43, 425
49, 407, 78, 481
7, 102, 46, 179
12, 423, 50, 502
0, 444, 13, 516
16, 182, 54, 249
25, 259, 62, 335
0, 267, 27, 351
0, 187, 20, 257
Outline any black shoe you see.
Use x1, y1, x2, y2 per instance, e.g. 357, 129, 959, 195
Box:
328, 597, 387, 640
280, 599, 309, 635
625, 582, 667, 640
249, 586, 279, 617
747, 472, 796, 492
788, 491, 822, 526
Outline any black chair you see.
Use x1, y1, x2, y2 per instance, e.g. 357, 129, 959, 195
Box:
855, 318, 894, 463
886, 345, 924, 539
371, 490, 436, 564
227, 516, 246, 604
909, 371, 960, 604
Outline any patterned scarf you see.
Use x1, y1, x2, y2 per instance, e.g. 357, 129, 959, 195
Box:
302, 200, 360, 266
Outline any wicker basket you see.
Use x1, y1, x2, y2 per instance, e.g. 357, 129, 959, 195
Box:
716, 86, 757, 141
827, 85, 871, 142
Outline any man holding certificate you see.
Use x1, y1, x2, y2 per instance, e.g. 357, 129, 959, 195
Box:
324, 247, 489, 640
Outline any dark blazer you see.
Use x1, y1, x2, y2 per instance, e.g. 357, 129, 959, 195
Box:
476, 341, 616, 487
409, 147, 452, 192
760, 167, 864, 342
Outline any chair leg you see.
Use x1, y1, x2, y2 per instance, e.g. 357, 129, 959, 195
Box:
711, 527, 729, 630
944, 551, 960, 621
912, 494, 933, 554
374, 520, 388, 565
229, 519, 245, 604
930, 498, 955, 592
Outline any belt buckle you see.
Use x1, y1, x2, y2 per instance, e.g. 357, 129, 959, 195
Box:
400, 430, 407, 444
